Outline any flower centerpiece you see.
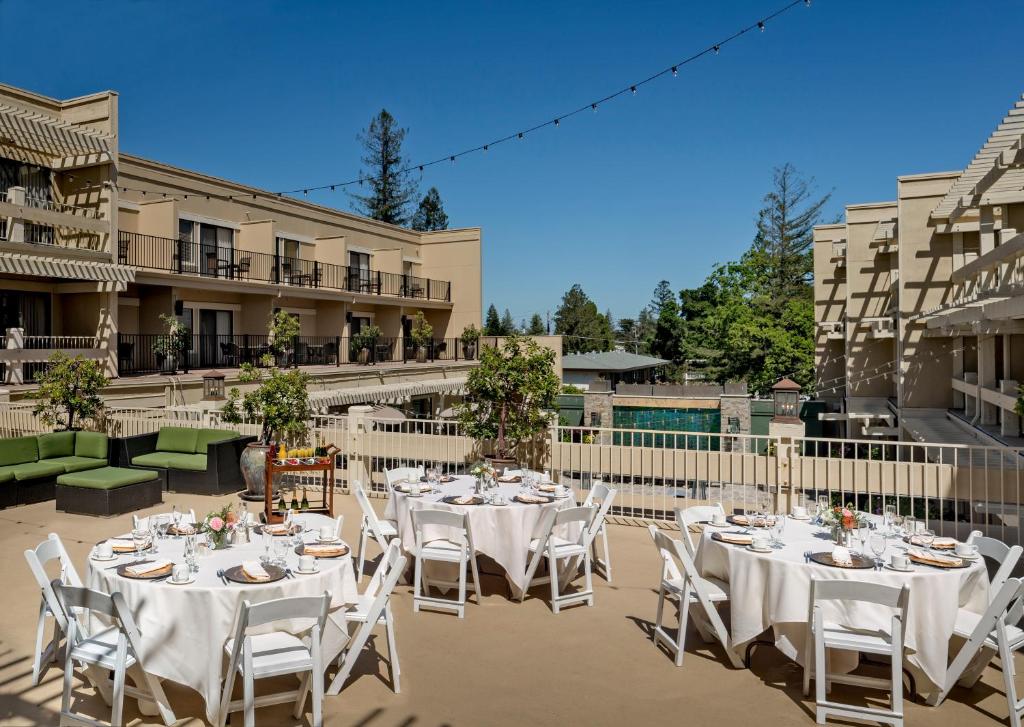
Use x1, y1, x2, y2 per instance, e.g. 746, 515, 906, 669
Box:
821, 503, 868, 545
201, 505, 237, 549
469, 461, 496, 494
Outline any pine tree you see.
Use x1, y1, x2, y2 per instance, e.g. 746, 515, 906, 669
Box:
484, 305, 502, 335
554, 284, 611, 354
526, 313, 546, 335
410, 187, 449, 231
500, 309, 516, 335
350, 109, 418, 225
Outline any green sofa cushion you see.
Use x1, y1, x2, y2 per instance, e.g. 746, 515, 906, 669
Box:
0, 467, 15, 484
46, 455, 108, 473
38, 432, 75, 459
74, 432, 109, 460
0, 435, 39, 467
131, 452, 178, 469
155, 427, 199, 454
12, 460, 66, 481
164, 453, 208, 471
195, 429, 237, 453
57, 466, 159, 490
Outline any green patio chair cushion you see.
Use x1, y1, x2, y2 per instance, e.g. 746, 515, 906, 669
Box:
11, 460, 66, 481
164, 453, 208, 471
38, 432, 75, 460
131, 452, 178, 469
57, 466, 159, 490
0, 435, 40, 467
0, 467, 16, 484
195, 429, 237, 453
45, 456, 108, 473
155, 427, 199, 454
74, 432, 109, 460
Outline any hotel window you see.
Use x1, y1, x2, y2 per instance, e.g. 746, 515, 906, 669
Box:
277, 237, 301, 261
178, 220, 234, 275
348, 251, 371, 291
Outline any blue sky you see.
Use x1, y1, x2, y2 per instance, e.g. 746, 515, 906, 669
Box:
3, 0, 1023, 324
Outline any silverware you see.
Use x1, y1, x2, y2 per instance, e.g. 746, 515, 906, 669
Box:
285, 568, 295, 579
216, 568, 227, 585
803, 550, 812, 563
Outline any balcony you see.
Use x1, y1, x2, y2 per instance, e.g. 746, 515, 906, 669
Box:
830, 240, 846, 266
1, 187, 107, 250
817, 321, 844, 340
861, 316, 895, 339
1, 332, 105, 384
117, 232, 452, 303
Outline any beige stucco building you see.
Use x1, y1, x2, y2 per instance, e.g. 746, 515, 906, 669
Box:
814, 91, 1024, 445
0, 82, 482, 384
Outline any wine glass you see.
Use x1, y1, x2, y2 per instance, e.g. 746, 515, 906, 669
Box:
183, 534, 197, 572
131, 528, 148, 562
262, 529, 273, 562
148, 519, 160, 554
857, 522, 871, 555
918, 528, 935, 551
883, 504, 896, 534
772, 511, 786, 546
817, 496, 830, 524
870, 532, 887, 569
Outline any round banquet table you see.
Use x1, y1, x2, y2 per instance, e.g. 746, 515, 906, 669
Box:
86, 513, 359, 724
383, 475, 578, 598
695, 517, 989, 697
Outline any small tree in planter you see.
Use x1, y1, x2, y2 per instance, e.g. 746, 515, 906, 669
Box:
268, 310, 301, 367
460, 323, 481, 359
456, 333, 559, 467
410, 311, 433, 363
351, 325, 382, 365
152, 313, 190, 373
30, 352, 109, 431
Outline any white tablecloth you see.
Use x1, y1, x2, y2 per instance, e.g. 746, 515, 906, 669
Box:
696, 518, 989, 695
383, 475, 577, 598
87, 513, 359, 724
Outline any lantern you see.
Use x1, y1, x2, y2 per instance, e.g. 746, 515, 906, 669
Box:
772, 377, 801, 421
202, 370, 226, 401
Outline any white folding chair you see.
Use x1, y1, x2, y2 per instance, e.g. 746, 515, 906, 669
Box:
647, 525, 741, 668
411, 509, 481, 618
583, 482, 617, 582
523, 506, 595, 613
328, 540, 408, 695
355, 482, 398, 581
967, 530, 1024, 598
802, 579, 909, 727
674, 504, 726, 556
24, 533, 82, 685
933, 577, 1024, 721
384, 465, 425, 494
56, 583, 176, 727
218, 592, 331, 727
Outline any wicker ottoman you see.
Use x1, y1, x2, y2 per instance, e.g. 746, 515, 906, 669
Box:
56, 467, 164, 517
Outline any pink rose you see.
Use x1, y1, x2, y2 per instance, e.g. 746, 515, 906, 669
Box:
209, 516, 224, 532
842, 509, 853, 518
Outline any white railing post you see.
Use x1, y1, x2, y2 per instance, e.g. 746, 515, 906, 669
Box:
4, 328, 25, 385
5, 187, 26, 243
347, 405, 373, 493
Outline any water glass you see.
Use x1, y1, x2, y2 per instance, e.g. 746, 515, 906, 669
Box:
883, 504, 896, 533
857, 522, 871, 555
870, 532, 887, 568
183, 534, 197, 572
918, 528, 935, 550
817, 495, 830, 517
131, 528, 148, 561
148, 520, 160, 554
273, 539, 289, 566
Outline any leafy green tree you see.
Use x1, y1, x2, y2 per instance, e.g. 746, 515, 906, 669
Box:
526, 313, 546, 335
222, 364, 312, 445
484, 305, 502, 335
554, 284, 612, 354
499, 309, 517, 335
31, 352, 108, 430
410, 187, 449, 231
456, 334, 560, 460
350, 109, 418, 225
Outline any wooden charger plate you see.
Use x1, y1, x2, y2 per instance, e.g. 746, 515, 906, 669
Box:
295, 543, 350, 558
908, 552, 969, 569
441, 495, 485, 506
224, 564, 287, 584
116, 560, 173, 580
808, 551, 875, 569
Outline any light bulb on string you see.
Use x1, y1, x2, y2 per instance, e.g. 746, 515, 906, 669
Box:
630, 86, 637, 95
553, 119, 559, 127
758, 21, 765, 31
591, 103, 597, 112
713, 45, 720, 54
483, 145, 488, 153
518, 132, 524, 140
671, 66, 678, 77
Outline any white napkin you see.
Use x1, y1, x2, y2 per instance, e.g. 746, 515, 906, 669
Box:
908, 547, 962, 566
453, 495, 477, 505
832, 546, 852, 566
263, 523, 288, 535
304, 543, 346, 556
125, 559, 172, 577
242, 560, 271, 581
108, 538, 147, 551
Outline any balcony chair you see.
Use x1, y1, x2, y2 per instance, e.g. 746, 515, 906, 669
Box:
218, 592, 331, 727
802, 579, 909, 727
235, 256, 251, 279
411, 508, 481, 618
117, 341, 135, 374
674, 504, 727, 556
56, 583, 177, 727
582, 481, 617, 582
293, 341, 308, 366
322, 340, 339, 365
354, 483, 398, 581
647, 524, 741, 668
523, 506, 596, 614
219, 341, 240, 367
24, 533, 82, 685
328, 540, 407, 695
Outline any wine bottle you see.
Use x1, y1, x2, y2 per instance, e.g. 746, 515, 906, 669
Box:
300, 488, 310, 510
277, 493, 287, 513
290, 491, 299, 510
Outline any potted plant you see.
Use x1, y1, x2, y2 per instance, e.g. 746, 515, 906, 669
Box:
268, 310, 301, 367
222, 362, 312, 497
152, 313, 190, 373
456, 334, 559, 469
30, 352, 108, 431
352, 325, 382, 365
410, 310, 433, 363
460, 323, 481, 360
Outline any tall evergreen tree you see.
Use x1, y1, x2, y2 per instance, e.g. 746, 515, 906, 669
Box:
649, 283, 685, 364
484, 304, 502, 335
410, 187, 449, 231
554, 284, 611, 354
500, 309, 517, 335
350, 109, 418, 225
526, 313, 546, 335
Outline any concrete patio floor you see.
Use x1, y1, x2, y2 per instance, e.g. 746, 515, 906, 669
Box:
0, 492, 1017, 726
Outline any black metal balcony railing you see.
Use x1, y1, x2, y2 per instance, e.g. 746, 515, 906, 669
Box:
118, 232, 452, 302
117, 334, 468, 375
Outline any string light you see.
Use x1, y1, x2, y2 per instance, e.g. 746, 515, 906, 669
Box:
108, 1, 809, 206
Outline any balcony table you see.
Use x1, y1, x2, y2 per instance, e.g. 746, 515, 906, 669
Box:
384, 475, 579, 599
86, 513, 358, 724
695, 516, 989, 698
